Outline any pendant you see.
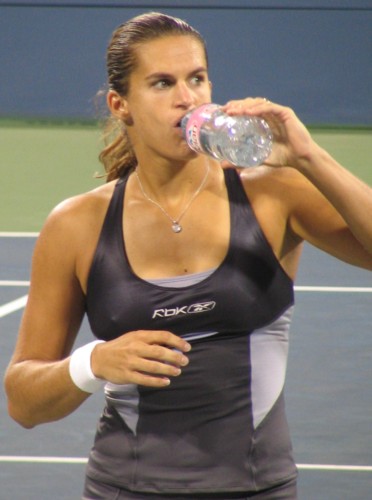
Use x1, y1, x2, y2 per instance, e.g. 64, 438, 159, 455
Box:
172, 222, 182, 233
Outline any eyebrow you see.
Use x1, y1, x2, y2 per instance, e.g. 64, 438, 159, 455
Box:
145, 66, 208, 81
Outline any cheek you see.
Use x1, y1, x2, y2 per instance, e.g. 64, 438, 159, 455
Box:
128, 96, 161, 128
195, 85, 212, 103
129, 112, 165, 146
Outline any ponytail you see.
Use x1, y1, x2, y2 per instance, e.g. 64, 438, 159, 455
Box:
98, 115, 137, 181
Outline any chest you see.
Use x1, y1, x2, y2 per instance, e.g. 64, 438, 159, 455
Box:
85, 174, 294, 340
123, 186, 231, 279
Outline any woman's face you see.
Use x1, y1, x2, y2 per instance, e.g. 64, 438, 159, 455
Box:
121, 35, 212, 163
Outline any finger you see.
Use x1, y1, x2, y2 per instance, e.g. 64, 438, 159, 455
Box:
127, 354, 187, 387
130, 371, 172, 388
222, 97, 269, 115
137, 357, 184, 378
141, 343, 190, 369
137, 330, 192, 353
124, 365, 172, 387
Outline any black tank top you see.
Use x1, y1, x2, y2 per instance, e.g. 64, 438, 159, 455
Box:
85, 168, 297, 495
86, 168, 292, 339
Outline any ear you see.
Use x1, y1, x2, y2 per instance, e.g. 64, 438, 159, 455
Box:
107, 90, 133, 125
209, 80, 213, 93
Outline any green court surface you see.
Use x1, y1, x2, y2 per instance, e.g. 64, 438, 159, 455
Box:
0, 121, 104, 232
0, 121, 371, 231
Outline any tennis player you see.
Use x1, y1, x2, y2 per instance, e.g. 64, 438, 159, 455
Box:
5, 12, 372, 500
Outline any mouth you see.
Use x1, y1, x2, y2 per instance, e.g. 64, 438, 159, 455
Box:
174, 118, 183, 128
173, 120, 185, 140
174, 110, 191, 129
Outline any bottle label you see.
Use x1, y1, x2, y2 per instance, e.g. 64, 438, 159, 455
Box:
184, 103, 220, 153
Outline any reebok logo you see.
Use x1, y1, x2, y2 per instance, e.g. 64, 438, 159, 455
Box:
152, 301, 216, 319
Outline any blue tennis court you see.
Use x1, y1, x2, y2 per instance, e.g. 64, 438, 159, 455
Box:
0, 233, 371, 499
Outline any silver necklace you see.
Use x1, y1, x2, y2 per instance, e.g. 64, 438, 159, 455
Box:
135, 165, 210, 233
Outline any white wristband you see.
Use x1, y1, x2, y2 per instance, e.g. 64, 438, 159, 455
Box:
69, 340, 105, 393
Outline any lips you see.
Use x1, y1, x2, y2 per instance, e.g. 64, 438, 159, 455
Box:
174, 111, 190, 128
174, 118, 183, 128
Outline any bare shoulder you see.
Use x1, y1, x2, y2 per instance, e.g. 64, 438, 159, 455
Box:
238, 165, 325, 217
40, 181, 116, 243
237, 164, 346, 229
50, 181, 115, 225
33, 181, 117, 291
239, 165, 310, 197
237, 166, 371, 270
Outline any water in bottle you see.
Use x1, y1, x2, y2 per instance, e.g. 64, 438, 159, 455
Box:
181, 103, 273, 167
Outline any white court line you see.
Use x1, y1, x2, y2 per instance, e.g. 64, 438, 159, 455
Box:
0, 456, 371, 472
295, 286, 372, 293
0, 232, 39, 237
0, 295, 28, 318
0, 281, 30, 287
0, 456, 87, 464
297, 463, 372, 472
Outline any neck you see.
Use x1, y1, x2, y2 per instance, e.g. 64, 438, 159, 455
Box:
135, 157, 214, 204
134, 159, 215, 234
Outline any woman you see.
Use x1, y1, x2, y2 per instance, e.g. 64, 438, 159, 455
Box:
4, 11, 372, 500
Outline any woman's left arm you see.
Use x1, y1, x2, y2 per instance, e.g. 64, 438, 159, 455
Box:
223, 99, 372, 266
290, 143, 372, 258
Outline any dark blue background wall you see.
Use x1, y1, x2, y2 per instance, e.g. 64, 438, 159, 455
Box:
1, 0, 371, 125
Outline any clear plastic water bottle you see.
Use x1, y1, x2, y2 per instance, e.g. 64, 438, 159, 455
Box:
181, 103, 273, 167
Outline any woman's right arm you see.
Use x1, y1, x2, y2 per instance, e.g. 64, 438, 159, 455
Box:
4, 196, 191, 429
4, 202, 91, 428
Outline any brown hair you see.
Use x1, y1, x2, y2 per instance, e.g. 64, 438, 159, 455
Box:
99, 12, 208, 181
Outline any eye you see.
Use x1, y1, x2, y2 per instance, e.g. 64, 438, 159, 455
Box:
153, 79, 172, 90
190, 74, 206, 85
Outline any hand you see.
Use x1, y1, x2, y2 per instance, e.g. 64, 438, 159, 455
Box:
91, 330, 191, 388
221, 98, 317, 169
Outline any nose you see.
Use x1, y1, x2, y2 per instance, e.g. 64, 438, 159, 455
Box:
174, 81, 194, 108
